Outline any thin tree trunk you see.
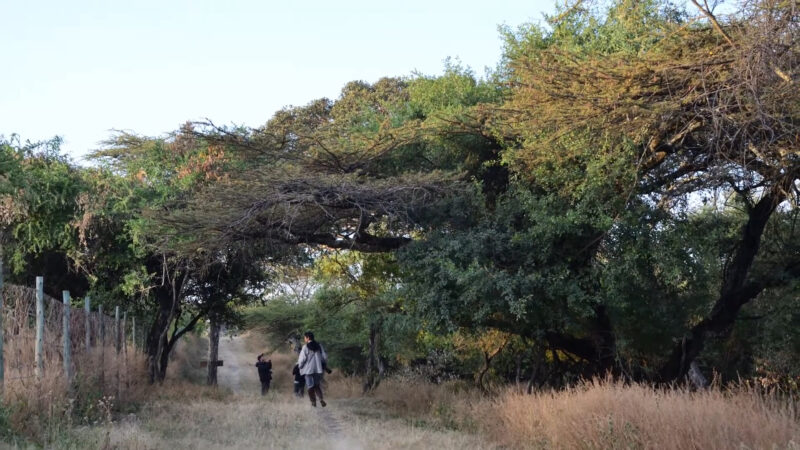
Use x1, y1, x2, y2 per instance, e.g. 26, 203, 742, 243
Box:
146, 291, 175, 384
478, 338, 509, 393
207, 314, 221, 386
526, 345, 541, 395
363, 317, 383, 393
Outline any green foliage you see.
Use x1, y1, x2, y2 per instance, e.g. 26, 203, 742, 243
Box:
3, 0, 798, 391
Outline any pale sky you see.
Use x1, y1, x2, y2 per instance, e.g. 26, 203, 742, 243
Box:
1, 0, 554, 161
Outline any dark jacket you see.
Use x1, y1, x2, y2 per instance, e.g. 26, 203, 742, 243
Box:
256, 360, 272, 382
292, 364, 304, 383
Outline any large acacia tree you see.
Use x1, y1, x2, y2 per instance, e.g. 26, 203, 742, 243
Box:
495, 0, 799, 381
159, 77, 480, 255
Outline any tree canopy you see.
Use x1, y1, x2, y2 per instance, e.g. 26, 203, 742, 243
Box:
1, 0, 798, 389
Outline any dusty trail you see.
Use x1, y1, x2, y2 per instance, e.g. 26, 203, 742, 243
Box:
64, 332, 496, 449
216, 330, 260, 394
216, 332, 363, 449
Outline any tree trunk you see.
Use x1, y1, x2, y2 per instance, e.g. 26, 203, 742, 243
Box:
158, 334, 172, 381
288, 334, 302, 354
146, 289, 176, 384
363, 317, 383, 393
526, 344, 543, 394
478, 338, 509, 392
207, 314, 221, 386
156, 308, 206, 382
658, 180, 789, 383
593, 304, 617, 375
477, 352, 493, 392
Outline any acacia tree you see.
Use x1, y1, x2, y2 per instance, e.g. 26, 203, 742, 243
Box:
83, 124, 259, 382
0, 136, 89, 296
158, 72, 507, 256
494, 0, 799, 382
397, 0, 799, 386
153, 73, 505, 384
184, 252, 267, 386
312, 251, 405, 391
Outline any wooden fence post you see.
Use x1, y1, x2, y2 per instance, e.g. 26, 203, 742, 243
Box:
115, 305, 120, 401
99, 304, 105, 388
131, 317, 136, 354
0, 258, 4, 392
85, 296, 91, 352
98, 304, 104, 344
139, 322, 144, 352
35, 276, 44, 380
122, 311, 127, 356
115, 306, 120, 355
122, 311, 128, 397
62, 291, 71, 382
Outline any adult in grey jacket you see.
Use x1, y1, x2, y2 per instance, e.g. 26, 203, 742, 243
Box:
297, 331, 328, 407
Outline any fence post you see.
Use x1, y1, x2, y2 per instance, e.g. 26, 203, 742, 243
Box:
62, 291, 72, 382
98, 304, 104, 344
98, 304, 105, 388
122, 311, 128, 397
115, 306, 120, 355
122, 312, 127, 354
132, 317, 136, 354
35, 276, 44, 380
85, 296, 91, 352
115, 306, 121, 402
0, 258, 4, 392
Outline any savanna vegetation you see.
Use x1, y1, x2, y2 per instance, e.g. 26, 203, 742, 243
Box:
1, 0, 798, 447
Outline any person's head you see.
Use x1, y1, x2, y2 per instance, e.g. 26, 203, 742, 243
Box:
257, 353, 264, 362
303, 331, 314, 343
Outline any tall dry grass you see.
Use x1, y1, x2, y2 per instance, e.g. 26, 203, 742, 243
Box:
0, 285, 148, 444
323, 374, 800, 449
1, 339, 147, 445
477, 379, 800, 449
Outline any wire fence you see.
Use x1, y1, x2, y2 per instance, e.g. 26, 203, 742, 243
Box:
0, 278, 141, 389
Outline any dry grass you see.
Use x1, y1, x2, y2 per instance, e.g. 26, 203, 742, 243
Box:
62, 394, 327, 450
16, 324, 798, 450
478, 379, 800, 449
60, 387, 497, 450
55, 339, 496, 450
1, 338, 147, 444
323, 376, 800, 449
0, 284, 149, 445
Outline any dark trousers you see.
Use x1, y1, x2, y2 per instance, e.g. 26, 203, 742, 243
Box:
260, 380, 270, 395
293, 381, 305, 397
307, 385, 323, 404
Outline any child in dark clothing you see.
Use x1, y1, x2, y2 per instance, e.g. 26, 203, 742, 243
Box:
256, 354, 272, 395
292, 364, 304, 397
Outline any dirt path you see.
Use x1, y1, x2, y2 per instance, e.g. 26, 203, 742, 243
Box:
63, 333, 497, 449
215, 332, 363, 449
216, 330, 260, 394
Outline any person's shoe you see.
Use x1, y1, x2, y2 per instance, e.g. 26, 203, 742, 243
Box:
320, 400, 327, 407
311, 400, 317, 407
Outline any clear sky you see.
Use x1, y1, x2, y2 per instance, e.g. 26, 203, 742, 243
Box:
1, 0, 555, 161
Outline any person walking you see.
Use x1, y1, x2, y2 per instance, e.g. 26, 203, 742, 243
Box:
292, 364, 305, 398
255, 354, 272, 395
297, 331, 328, 407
